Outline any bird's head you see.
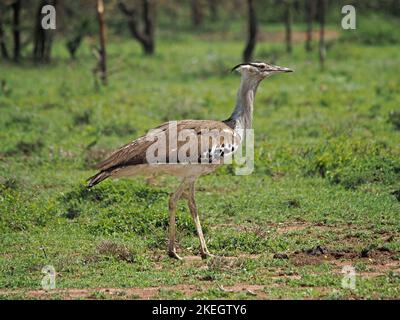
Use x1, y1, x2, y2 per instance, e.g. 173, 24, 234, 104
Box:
231, 62, 293, 81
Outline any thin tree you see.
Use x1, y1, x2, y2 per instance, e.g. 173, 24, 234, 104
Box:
63, 2, 88, 60
191, 0, 204, 27
65, 22, 87, 60
318, 0, 326, 69
96, 0, 107, 85
11, 0, 21, 62
207, 0, 218, 22
0, 5, 9, 60
33, 0, 57, 63
118, 0, 156, 55
284, 0, 293, 54
33, 1, 45, 62
243, 0, 257, 62
305, 0, 316, 52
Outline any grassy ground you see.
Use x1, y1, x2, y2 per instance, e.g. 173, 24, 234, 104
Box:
0, 26, 399, 299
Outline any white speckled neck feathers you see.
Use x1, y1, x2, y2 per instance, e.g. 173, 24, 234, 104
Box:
226, 74, 260, 135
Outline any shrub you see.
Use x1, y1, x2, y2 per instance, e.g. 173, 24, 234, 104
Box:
302, 137, 400, 189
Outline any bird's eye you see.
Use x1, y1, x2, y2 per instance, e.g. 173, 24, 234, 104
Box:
259, 65, 265, 69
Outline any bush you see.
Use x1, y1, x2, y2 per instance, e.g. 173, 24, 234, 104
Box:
302, 137, 400, 189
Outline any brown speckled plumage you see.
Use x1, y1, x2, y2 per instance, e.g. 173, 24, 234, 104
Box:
87, 62, 293, 260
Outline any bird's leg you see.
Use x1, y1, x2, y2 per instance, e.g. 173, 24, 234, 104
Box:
187, 180, 214, 259
168, 179, 188, 260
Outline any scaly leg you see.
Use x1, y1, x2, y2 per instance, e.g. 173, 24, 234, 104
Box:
187, 180, 214, 259
168, 179, 188, 260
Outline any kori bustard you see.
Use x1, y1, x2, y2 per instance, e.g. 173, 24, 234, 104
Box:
88, 62, 293, 260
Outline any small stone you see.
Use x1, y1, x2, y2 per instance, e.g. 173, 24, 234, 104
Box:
360, 248, 369, 258
306, 245, 327, 256
273, 253, 289, 259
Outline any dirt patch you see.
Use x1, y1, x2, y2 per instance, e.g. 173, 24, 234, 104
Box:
198, 29, 339, 44
290, 245, 399, 271
258, 30, 339, 43
0, 283, 267, 300
0, 285, 196, 300
291, 246, 355, 266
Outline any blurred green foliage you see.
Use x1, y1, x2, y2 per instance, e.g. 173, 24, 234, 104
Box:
341, 14, 400, 45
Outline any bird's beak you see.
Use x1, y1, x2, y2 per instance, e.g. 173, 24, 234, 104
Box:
281, 67, 293, 73
269, 65, 293, 73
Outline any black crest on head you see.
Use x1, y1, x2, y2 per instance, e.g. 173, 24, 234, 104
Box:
231, 63, 248, 72
231, 62, 267, 72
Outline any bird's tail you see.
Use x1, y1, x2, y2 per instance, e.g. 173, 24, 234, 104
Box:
87, 171, 110, 188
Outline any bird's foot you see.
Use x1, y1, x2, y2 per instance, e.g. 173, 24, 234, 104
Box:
168, 250, 183, 261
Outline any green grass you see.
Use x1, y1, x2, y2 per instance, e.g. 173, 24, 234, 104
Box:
0, 26, 399, 299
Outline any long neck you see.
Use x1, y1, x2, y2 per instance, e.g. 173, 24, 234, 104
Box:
230, 75, 260, 131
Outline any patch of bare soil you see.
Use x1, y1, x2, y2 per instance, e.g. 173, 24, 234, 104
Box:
0, 285, 196, 300
0, 283, 268, 300
198, 29, 339, 43
291, 245, 356, 266
257, 30, 339, 43
290, 245, 400, 274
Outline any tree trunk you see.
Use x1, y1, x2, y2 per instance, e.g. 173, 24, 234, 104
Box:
243, 0, 257, 62
118, 0, 156, 55
305, 0, 316, 52
191, 0, 203, 27
142, 0, 155, 54
11, 0, 21, 62
207, 0, 218, 22
0, 7, 9, 60
96, 0, 107, 85
33, 0, 57, 63
318, 0, 326, 69
66, 35, 83, 60
33, 1, 46, 62
284, 0, 292, 53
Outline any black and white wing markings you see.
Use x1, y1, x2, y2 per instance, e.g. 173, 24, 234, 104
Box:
199, 142, 240, 164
